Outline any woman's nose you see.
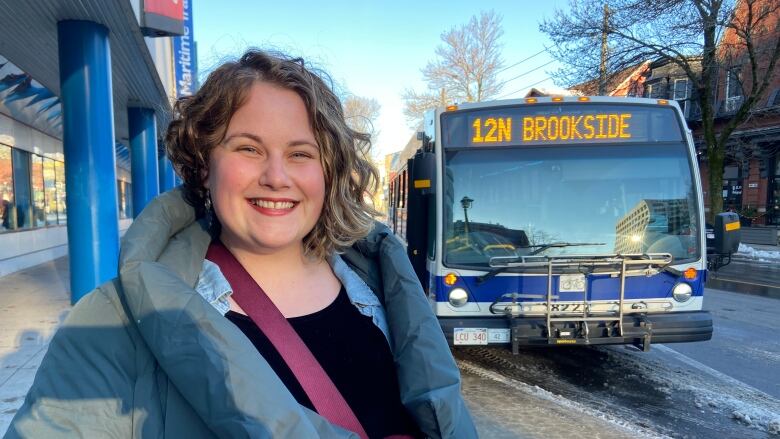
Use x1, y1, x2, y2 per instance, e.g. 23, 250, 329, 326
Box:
259, 154, 292, 189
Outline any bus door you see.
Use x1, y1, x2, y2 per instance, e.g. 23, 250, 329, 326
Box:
406, 151, 435, 287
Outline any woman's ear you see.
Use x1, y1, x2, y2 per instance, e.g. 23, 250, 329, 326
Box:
202, 169, 210, 190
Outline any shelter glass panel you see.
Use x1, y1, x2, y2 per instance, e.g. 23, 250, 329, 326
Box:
11, 148, 32, 229
55, 160, 66, 224
43, 158, 57, 225
31, 154, 45, 227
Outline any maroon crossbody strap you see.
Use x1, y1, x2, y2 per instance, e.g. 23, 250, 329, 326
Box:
205, 241, 369, 439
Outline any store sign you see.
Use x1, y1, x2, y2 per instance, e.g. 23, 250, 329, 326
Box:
141, 0, 184, 37
173, 0, 197, 97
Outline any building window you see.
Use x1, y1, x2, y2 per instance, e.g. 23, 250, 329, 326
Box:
725, 67, 742, 99
0, 144, 14, 231
43, 158, 58, 225
31, 154, 45, 227
644, 81, 663, 99
673, 78, 689, 100
11, 148, 32, 229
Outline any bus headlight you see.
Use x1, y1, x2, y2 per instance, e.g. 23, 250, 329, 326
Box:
448, 288, 469, 307
672, 283, 692, 302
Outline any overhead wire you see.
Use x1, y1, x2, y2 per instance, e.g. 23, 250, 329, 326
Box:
495, 46, 550, 75
496, 76, 554, 100
496, 60, 556, 88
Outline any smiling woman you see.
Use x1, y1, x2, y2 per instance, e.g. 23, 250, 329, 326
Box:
8, 50, 477, 439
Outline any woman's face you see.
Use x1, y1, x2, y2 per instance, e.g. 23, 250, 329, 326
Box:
205, 81, 326, 255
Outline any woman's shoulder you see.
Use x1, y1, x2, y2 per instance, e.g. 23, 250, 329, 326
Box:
67, 279, 131, 325
52, 279, 140, 356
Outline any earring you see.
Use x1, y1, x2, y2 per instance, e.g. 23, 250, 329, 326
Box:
204, 190, 214, 228
204, 190, 212, 212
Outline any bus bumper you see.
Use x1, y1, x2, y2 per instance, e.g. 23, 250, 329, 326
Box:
439, 311, 712, 349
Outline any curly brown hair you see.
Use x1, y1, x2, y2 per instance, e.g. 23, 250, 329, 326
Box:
165, 50, 379, 259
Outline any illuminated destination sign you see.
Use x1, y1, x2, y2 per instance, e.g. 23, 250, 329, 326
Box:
441, 104, 683, 148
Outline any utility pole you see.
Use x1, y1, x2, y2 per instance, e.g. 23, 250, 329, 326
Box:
598, 3, 610, 95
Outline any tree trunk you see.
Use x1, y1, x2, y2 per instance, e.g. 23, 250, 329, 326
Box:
707, 143, 725, 224
598, 3, 610, 95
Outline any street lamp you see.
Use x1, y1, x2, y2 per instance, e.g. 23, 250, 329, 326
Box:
461, 196, 473, 242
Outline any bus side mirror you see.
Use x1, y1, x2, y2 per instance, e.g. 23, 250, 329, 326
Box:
714, 212, 740, 254
411, 152, 436, 196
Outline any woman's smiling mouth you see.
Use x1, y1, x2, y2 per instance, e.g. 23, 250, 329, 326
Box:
247, 198, 299, 215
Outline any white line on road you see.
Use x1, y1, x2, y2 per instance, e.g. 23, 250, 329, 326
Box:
654, 344, 777, 401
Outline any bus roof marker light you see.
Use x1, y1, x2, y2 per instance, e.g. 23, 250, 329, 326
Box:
525, 98, 538, 104
684, 268, 697, 280
414, 179, 431, 189
444, 273, 458, 286
446, 105, 458, 111
551, 96, 564, 102
578, 96, 590, 102
657, 99, 669, 105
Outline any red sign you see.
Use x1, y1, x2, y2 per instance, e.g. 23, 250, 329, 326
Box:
144, 0, 183, 20
141, 0, 184, 36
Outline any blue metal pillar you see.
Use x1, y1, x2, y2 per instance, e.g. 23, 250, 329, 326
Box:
158, 152, 176, 192
57, 21, 119, 304
129, 107, 159, 215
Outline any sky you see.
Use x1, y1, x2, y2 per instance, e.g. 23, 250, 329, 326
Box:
193, 0, 570, 158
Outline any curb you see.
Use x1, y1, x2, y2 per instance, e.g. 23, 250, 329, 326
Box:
706, 275, 780, 299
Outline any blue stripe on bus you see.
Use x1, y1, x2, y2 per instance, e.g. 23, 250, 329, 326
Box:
434, 271, 705, 303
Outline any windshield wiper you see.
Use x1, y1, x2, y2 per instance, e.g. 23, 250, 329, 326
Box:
477, 242, 605, 284
528, 241, 605, 256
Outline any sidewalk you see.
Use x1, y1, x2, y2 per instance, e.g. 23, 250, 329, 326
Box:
0, 257, 71, 434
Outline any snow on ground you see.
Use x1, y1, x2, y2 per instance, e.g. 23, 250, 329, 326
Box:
457, 359, 668, 438
605, 345, 780, 436
737, 243, 780, 262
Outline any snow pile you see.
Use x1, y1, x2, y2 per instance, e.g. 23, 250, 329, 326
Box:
737, 243, 780, 262
768, 419, 780, 435
732, 410, 753, 425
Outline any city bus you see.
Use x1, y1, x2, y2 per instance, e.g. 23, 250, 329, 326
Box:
387, 96, 740, 353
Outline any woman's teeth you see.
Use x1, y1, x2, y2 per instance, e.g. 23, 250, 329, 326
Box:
251, 199, 295, 209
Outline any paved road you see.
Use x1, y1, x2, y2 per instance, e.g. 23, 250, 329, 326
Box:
669, 287, 780, 399
455, 286, 780, 438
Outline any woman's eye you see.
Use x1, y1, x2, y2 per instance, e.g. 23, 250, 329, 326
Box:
291, 151, 314, 159
238, 146, 258, 154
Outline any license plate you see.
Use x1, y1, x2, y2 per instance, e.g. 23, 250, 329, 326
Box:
453, 328, 488, 345
488, 328, 510, 343
559, 274, 586, 292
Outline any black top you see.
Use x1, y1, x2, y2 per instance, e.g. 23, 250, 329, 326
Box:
225, 288, 420, 438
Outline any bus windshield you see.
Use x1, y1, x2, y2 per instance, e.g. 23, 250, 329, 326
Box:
443, 143, 700, 268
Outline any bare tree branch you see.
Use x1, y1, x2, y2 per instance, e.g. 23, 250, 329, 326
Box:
403, 10, 505, 125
